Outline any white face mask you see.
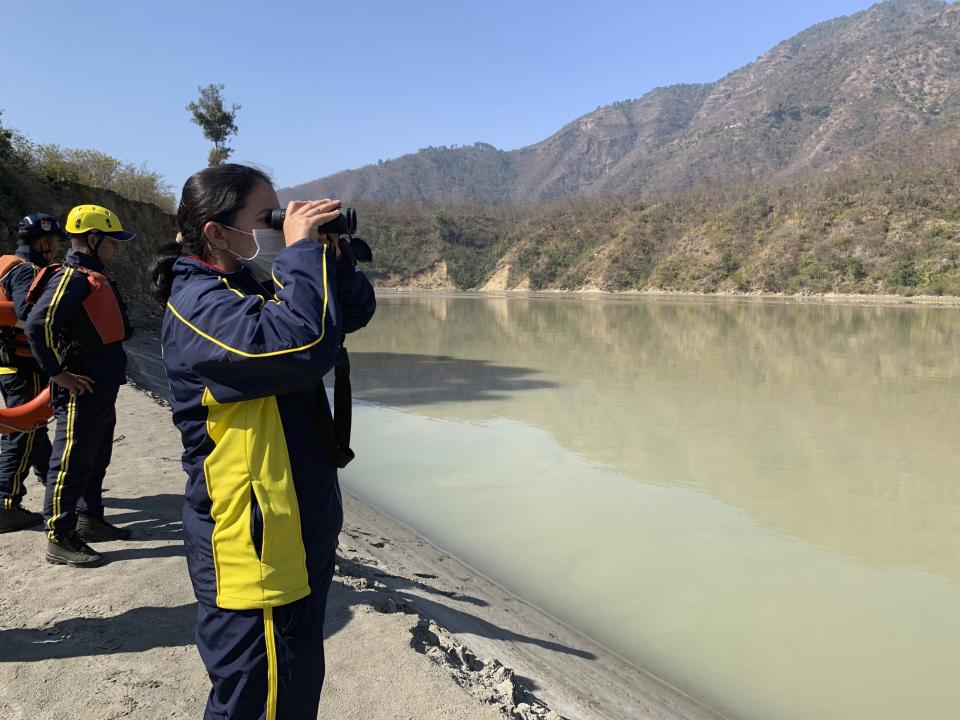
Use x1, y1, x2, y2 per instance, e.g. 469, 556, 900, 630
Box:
219, 225, 285, 283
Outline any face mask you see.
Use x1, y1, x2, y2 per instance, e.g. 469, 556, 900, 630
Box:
218, 224, 285, 283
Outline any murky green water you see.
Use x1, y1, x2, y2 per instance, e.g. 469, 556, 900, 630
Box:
339, 295, 960, 720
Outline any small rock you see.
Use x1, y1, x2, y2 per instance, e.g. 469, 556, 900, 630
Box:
496, 678, 520, 705
373, 597, 399, 614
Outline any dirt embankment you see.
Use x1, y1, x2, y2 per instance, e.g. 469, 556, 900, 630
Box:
0, 169, 175, 329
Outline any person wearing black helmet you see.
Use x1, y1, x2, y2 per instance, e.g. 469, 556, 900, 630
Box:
25, 204, 135, 566
0, 213, 63, 533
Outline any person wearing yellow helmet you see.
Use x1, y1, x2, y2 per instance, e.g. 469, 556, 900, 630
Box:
24, 203, 135, 567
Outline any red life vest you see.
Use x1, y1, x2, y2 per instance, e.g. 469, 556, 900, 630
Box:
27, 263, 129, 348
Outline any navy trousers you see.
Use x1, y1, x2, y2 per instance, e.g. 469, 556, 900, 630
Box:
196, 562, 335, 720
0, 369, 51, 509
43, 383, 119, 540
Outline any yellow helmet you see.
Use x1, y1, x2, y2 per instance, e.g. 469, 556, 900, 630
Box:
65, 205, 136, 241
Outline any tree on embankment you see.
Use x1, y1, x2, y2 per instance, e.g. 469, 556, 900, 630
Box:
187, 84, 240, 167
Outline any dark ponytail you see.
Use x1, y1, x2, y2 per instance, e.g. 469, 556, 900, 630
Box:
149, 163, 273, 305
149, 241, 184, 305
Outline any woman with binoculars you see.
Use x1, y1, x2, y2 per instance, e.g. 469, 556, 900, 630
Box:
151, 163, 376, 720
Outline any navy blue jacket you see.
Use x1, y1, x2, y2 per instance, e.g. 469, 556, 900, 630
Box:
161, 240, 375, 610
24, 249, 130, 386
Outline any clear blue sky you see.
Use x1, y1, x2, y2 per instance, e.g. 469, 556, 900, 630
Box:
1, 0, 884, 192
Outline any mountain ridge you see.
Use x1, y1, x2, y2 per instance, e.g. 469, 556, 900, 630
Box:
282, 0, 959, 205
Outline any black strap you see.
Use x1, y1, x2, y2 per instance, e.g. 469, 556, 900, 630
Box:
316, 337, 355, 469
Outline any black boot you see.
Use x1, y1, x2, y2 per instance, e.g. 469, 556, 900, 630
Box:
0, 505, 43, 533
46, 532, 106, 567
76, 514, 132, 542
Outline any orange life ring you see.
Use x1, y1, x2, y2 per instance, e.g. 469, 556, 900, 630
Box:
0, 300, 52, 433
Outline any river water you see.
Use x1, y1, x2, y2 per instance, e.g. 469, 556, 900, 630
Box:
338, 294, 960, 720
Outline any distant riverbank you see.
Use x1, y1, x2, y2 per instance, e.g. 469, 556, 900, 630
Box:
374, 285, 960, 308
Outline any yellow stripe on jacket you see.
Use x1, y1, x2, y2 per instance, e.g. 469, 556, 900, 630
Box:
44, 267, 74, 364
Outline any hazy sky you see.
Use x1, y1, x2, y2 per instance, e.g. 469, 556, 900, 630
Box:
1, 0, 885, 191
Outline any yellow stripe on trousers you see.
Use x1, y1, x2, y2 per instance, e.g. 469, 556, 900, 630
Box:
264, 607, 278, 720
9, 373, 40, 509
47, 392, 77, 541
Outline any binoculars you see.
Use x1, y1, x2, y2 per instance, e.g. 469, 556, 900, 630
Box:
269, 206, 371, 263
269, 207, 357, 236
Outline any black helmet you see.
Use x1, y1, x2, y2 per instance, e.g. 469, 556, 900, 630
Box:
16, 212, 68, 242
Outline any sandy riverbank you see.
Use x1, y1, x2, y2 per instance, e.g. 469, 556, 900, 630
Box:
0, 337, 727, 720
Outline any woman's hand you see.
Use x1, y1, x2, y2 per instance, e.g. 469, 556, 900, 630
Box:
51, 372, 94, 395
283, 199, 342, 246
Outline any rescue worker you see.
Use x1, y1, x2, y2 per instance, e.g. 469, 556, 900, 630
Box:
25, 204, 135, 567
151, 164, 375, 719
0, 213, 62, 532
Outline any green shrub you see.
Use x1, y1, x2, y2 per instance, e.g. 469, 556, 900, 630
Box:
846, 257, 867, 280
892, 260, 920, 287
930, 222, 952, 238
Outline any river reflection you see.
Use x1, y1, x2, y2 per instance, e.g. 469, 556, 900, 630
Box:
340, 295, 960, 720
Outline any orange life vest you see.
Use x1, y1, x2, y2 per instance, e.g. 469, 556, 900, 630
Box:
28, 263, 129, 348
0, 255, 36, 362
0, 255, 24, 302
0, 256, 51, 433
